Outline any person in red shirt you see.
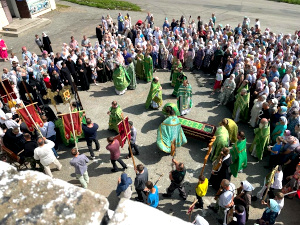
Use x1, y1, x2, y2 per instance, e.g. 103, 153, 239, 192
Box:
43, 74, 52, 89
106, 137, 127, 172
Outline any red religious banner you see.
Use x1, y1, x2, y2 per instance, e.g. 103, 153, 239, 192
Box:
17, 104, 44, 132
0, 79, 17, 104
61, 112, 82, 140
117, 116, 131, 148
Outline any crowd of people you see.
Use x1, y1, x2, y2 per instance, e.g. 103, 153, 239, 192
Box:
1, 10, 300, 225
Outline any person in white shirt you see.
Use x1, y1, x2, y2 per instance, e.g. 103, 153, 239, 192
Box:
4, 113, 21, 132
34, 137, 62, 178
209, 179, 236, 224
39, 115, 58, 158
270, 166, 283, 198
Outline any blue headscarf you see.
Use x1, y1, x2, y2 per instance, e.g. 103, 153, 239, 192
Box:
116, 173, 132, 196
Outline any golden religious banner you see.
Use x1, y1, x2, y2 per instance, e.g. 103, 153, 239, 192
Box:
59, 85, 73, 104
43, 88, 58, 112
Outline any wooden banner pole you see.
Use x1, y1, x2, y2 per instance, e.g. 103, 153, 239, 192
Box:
20, 100, 43, 137
121, 115, 136, 169
69, 105, 78, 150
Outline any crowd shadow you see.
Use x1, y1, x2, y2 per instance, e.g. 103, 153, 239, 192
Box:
123, 102, 147, 115
141, 116, 162, 134
135, 142, 168, 166
88, 87, 115, 98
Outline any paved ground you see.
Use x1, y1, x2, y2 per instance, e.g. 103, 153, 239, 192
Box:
1, 0, 300, 224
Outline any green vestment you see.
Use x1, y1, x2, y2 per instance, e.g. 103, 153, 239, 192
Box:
249, 124, 270, 160
109, 105, 123, 133
177, 83, 193, 115
156, 116, 187, 153
230, 138, 247, 177
162, 103, 180, 117
172, 73, 187, 96
224, 118, 238, 144
210, 126, 229, 161
113, 66, 131, 91
144, 56, 153, 82
145, 80, 163, 109
127, 62, 136, 90
135, 53, 144, 80
232, 84, 250, 122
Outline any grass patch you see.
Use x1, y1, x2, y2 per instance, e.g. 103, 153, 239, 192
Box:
62, 0, 141, 11
268, 0, 300, 4
56, 3, 71, 8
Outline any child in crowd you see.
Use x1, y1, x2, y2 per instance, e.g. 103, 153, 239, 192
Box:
211, 69, 223, 95
229, 204, 246, 225
195, 175, 208, 209
266, 136, 283, 168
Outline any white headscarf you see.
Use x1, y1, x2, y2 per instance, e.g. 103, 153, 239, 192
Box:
280, 116, 287, 126
242, 180, 254, 192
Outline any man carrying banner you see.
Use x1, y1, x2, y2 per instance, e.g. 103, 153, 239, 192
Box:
55, 110, 82, 146
108, 101, 123, 133
230, 131, 247, 177
82, 118, 100, 160
157, 109, 187, 153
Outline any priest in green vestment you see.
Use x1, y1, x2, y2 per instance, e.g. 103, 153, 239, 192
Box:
177, 79, 193, 116
126, 57, 136, 90
144, 52, 153, 82
230, 131, 247, 177
210, 125, 229, 161
172, 70, 187, 97
249, 118, 270, 160
108, 101, 123, 133
135, 50, 144, 80
170, 58, 182, 87
145, 77, 163, 109
113, 63, 131, 95
233, 82, 250, 123
157, 109, 187, 153
162, 103, 180, 117
221, 118, 238, 144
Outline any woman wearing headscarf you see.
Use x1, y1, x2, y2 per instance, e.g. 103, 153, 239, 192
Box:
194, 44, 205, 70
202, 42, 214, 74
259, 199, 280, 225
210, 45, 224, 75
287, 110, 300, 137
234, 180, 254, 221
218, 74, 236, 105
276, 87, 287, 106
286, 93, 296, 109
42, 32, 53, 54
116, 173, 132, 199
271, 116, 287, 143
185, 44, 195, 70
287, 100, 299, 118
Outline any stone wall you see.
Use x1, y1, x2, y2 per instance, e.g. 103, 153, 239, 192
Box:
0, 162, 192, 225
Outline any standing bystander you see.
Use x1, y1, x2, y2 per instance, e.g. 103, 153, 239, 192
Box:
82, 118, 100, 159
70, 148, 89, 189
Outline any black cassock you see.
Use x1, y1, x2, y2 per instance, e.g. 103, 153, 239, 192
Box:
209, 155, 232, 190
43, 36, 53, 53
